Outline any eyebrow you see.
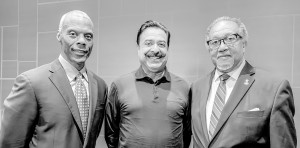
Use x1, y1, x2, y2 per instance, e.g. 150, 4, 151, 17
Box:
211, 33, 236, 39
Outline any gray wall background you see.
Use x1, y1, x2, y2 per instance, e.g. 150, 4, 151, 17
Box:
1, 0, 300, 147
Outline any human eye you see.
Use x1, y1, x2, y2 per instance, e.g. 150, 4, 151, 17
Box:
144, 40, 154, 47
209, 39, 219, 46
157, 41, 167, 48
85, 34, 93, 41
68, 31, 77, 38
225, 34, 237, 43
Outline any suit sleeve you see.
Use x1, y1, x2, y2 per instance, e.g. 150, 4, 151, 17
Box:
183, 88, 192, 148
105, 82, 120, 148
0, 74, 38, 147
269, 80, 297, 148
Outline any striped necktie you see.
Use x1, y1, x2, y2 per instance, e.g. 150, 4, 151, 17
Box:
75, 73, 89, 138
209, 73, 230, 140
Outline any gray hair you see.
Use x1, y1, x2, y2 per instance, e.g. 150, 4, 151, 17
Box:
58, 10, 94, 33
205, 16, 248, 45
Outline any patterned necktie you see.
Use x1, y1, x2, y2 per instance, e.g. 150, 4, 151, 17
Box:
209, 73, 230, 140
75, 73, 89, 138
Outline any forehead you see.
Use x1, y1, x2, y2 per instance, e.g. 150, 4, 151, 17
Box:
209, 20, 239, 38
62, 14, 93, 32
140, 27, 167, 41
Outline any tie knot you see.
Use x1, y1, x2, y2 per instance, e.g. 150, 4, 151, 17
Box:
220, 73, 230, 81
76, 72, 83, 80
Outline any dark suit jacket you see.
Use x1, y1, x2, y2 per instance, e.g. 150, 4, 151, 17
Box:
190, 61, 296, 148
0, 59, 107, 148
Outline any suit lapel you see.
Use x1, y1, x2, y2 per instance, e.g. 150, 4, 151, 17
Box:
209, 61, 255, 143
200, 72, 215, 146
48, 60, 84, 134
84, 71, 97, 142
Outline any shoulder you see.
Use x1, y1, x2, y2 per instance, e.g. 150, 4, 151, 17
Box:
112, 71, 136, 87
254, 68, 288, 85
23, 62, 52, 76
191, 73, 211, 87
243, 68, 292, 98
7, 62, 53, 95
19, 62, 53, 83
169, 72, 190, 89
107, 71, 136, 97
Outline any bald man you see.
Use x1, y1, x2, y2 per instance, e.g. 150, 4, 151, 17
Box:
0, 10, 107, 148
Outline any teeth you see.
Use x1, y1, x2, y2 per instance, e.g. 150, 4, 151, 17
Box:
219, 55, 229, 58
147, 55, 161, 58
76, 50, 87, 53
148, 57, 160, 59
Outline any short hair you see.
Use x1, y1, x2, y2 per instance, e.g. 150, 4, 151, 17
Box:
136, 20, 171, 47
205, 16, 248, 45
58, 10, 94, 33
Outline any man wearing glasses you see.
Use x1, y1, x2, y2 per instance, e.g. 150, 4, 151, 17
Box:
190, 16, 296, 148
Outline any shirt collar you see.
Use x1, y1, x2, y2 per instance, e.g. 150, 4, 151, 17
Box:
58, 54, 88, 82
135, 66, 171, 83
213, 59, 246, 82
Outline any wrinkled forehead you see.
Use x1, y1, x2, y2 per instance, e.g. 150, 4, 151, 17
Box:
209, 20, 239, 38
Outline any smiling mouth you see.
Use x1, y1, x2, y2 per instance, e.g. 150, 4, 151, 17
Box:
147, 55, 162, 59
218, 55, 231, 59
73, 48, 88, 54
146, 55, 166, 62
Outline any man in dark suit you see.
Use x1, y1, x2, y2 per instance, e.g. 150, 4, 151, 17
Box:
190, 16, 296, 148
0, 10, 107, 148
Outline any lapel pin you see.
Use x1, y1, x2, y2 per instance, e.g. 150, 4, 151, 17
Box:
244, 79, 249, 85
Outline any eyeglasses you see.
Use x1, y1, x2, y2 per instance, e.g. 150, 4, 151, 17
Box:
206, 33, 242, 50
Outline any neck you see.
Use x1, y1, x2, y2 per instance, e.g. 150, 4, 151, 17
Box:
142, 66, 165, 82
74, 63, 85, 71
61, 53, 85, 71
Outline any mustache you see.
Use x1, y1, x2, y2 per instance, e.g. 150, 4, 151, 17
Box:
146, 51, 166, 58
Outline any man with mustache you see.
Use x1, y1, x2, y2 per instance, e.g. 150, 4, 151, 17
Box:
190, 16, 296, 148
0, 10, 107, 148
105, 20, 192, 148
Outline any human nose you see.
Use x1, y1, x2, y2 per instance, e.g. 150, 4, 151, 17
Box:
218, 39, 228, 51
76, 34, 86, 47
151, 43, 160, 52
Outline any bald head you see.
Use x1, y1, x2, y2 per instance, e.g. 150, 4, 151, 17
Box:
58, 10, 94, 33
56, 10, 94, 70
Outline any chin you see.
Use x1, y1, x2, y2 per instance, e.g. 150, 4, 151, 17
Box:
148, 66, 162, 72
148, 66, 164, 73
217, 63, 233, 72
73, 57, 88, 64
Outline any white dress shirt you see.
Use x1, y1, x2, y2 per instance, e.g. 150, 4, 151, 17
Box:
58, 55, 90, 100
206, 60, 246, 131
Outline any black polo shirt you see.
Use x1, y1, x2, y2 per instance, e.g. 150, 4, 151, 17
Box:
105, 66, 191, 148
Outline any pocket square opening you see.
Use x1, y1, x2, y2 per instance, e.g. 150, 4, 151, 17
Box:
237, 110, 264, 118
249, 108, 260, 111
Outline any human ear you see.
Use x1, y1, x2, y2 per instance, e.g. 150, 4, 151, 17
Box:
56, 32, 62, 41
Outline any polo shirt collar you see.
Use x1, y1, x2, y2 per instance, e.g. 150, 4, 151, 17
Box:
135, 66, 171, 82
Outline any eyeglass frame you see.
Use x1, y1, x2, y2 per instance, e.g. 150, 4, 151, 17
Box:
206, 33, 243, 50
